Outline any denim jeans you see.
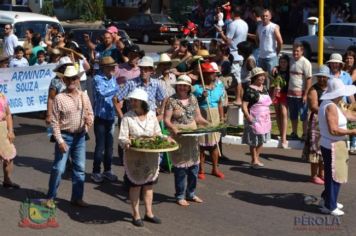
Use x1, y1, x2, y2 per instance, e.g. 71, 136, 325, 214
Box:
350, 135, 356, 148
48, 132, 86, 201
321, 146, 341, 211
93, 117, 115, 173
173, 164, 199, 200
258, 56, 278, 88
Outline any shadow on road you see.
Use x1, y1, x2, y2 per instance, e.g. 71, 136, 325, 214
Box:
14, 155, 52, 174
260, 153, 305, 163
230, 166, 310, 182
14, 123, 46, 136
229, 190, 322, 214
0, 187, 132, 224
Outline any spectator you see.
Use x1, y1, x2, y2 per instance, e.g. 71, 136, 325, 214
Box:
166, 38, 180, 57
241, 67, 272, 169
214, 7, 224, 38
0, 56, 9, 68
172, 40, 192, 73
343, 50, 356, 77
2, 24, 18, 57
154, 53, 179, 98
106, 25, 121, 42
271, 54, 289, 148
256, 9, 283, 77
48, 48, 62, 64
47, 66, 94, 207
221, 0, 232, 24
9, 46, 29, 68
54, 32, 66, 48
218, 5, 248, 105
302, 65, 330, 185
28, 33, 45, 66
23, 28, 33, 60
44, 24, 60, 49
237, 41, 256, 97
209, 39, 219, 56
34, 50, 47, 66
326, 53, 354, 103
0, 93, 19, 189
287, 43, 312, 141
91, 56, 119, 183
246, 6, 263, 61
115, 38, 128, 63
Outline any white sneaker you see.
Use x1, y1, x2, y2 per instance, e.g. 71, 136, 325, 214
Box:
320, 207, 345, 216
319, 199, 344, 210
91, 173, 104, 183
102, 171, 118, 182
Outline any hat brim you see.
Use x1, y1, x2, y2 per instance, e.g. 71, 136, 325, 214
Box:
249, 71, 267, 81
138, 63, 154, 68
100, 62, 118, 67
313, 72, 331, 78
154, 59, 180, 69
58, 47, 84, 60
320, 86, 356, 100
172, 81, 192, 87
53, 62, 73, 73
64, 71, 85, 79
326, 59, 344, 65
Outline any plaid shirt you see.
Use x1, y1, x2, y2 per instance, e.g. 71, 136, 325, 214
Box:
117, 77, 166, 111
51, 91, 94, 144
92, 74, 118, 120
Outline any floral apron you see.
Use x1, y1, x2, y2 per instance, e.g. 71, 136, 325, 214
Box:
249, 94, 272, 135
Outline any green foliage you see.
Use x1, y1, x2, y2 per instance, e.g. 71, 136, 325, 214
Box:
63, 0, 104, 21
41, 0, 54, 16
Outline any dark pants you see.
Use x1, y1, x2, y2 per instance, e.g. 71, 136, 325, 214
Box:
93, 117, 115, 173
321, 146, 341, 211
173, 164, 199, 200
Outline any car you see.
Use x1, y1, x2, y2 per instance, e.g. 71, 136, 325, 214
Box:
68, 28, 132, 59
0, 4, 32, 12
0, 10, 64, 46
115, 13, 183, 44
294, 23, 356, 60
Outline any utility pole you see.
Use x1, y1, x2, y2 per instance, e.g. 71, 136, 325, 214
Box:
317, 0, 324, 66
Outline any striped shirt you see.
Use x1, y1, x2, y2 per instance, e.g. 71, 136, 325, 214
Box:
51, 91, 94, 144
92, 74, 118, 120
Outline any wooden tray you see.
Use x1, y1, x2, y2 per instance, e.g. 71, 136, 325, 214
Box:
130, 145, 179, 153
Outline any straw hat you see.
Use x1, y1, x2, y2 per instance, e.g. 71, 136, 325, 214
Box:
313, 65, 331, 78
50, 48, 61, 55
53, 56, 73, 77
188, 49, 215, 64
127, 88, 149, 107
58, 46, 84, 60
63, 65, 85, 79
320, 78, 356, 100
138, 56, 154, 68
326, 53, 344, 65
99, 56, 117, 67
154, 53, 180, 68
250, 67, 266, 79
173, 74, 192, 87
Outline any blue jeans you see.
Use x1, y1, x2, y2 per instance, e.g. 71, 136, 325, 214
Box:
93, 117, 115, 173
173, 164, 199, 200
321, 146, 341, 211
350, 135, 356, 148
258, 56, 278, 74
287, 97, 309, 121
48, 132, 86, 201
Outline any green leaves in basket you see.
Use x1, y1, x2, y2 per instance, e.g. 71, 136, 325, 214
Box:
131, 136, 177, 149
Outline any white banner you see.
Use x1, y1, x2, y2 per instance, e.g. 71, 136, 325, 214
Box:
0, 65, 56, 114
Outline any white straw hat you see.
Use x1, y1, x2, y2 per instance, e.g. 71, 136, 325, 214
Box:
127, 88, 148, 103
138, 56, 154, 68
53, 56, 73, 77
154, 53, 180, 68
173, 74, 192, 87
320, 78, 356, 100
63, 65, 85, 78
326, 53, 344, 65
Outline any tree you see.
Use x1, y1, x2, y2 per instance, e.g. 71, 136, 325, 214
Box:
63, 0, 104, 21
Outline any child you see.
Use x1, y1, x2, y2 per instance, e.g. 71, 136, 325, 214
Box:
271, 54, 290, 148
0, 93, 19, 188
34, 50, 48, 66
9, 46, 29, 68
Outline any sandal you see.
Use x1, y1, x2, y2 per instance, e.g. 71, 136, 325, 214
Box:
177, 199, 190, 206
211, 171, 225, 179
198, 172, 206, 180
187, 196, 203, 203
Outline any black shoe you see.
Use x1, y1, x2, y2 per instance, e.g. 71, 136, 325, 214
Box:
288, 132, 300, 140
132, 218, 144, 227
144, 215, 162, 224
3, 182, 20, 189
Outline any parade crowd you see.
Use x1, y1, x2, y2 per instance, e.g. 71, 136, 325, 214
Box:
1, 3, 356, 227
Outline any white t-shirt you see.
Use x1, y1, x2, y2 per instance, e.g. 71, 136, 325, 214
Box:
319, 100, 347, 149
217, 12, 224, 27
3, 34, 19, 57
257, 22, 278, 59
34, 61, 48, 66
226, 18, 248, 61
287, 56, 312, 98
9, 57, 29, 67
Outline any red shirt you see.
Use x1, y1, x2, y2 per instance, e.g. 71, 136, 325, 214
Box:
223, 5, 232, 20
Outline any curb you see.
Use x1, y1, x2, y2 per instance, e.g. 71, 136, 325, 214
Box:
222, 135, 305, 150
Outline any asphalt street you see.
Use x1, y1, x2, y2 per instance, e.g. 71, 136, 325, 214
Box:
0, 43, 352, 236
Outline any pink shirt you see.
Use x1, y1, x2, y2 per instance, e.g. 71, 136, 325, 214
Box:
0, 94, 8, 121
115, 63, 140, 84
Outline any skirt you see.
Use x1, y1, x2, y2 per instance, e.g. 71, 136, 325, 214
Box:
199, 108, 221, 147
302, 113, 322, 163
0, 121, 16, 161
242, 120, 269, 147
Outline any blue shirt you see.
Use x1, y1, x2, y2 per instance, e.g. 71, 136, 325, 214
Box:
193, 83, 224, 109
95, 44, 121, 63
118, 77, 166, 111
92, 74, 118, 120
333, 71, 352, 102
